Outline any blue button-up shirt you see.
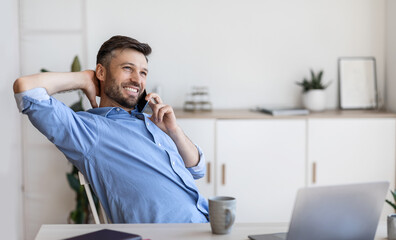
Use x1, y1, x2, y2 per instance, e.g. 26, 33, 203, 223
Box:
15, 88, 209, 223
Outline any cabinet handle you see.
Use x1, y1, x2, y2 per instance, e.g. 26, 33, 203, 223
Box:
312, 162, 317, 184
207, 162, 211, 183
222, 164, 226, 185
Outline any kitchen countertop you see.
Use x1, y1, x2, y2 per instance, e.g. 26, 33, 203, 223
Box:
174, 109, 396, 119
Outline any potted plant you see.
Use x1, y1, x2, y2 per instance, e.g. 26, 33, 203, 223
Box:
296, 69, 331, 112
386, 190, 396, 240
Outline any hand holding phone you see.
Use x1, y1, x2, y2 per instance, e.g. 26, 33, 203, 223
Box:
137, 89, 149, 113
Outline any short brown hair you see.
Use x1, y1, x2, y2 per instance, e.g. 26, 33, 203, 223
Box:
96, 35, 152, 67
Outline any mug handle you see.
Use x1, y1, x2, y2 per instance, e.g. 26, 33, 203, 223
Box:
225, 208, 235, 229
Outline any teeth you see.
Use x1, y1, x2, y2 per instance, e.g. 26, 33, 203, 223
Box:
124, 87, 138, 93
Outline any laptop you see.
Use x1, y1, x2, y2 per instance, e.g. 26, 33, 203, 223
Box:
248, 181, 389, 240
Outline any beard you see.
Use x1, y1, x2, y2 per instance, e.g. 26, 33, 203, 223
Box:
103, 72, 141, 109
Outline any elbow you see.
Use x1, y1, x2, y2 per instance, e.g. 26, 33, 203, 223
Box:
191, 165, 206, 180
13, 78, 23, 93
13, 77, 28, 93
192, 172, 205, 180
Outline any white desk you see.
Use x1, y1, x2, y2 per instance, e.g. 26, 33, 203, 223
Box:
35, 222, 388, 240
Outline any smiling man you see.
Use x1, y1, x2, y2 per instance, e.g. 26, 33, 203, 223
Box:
13, 35, 209, 223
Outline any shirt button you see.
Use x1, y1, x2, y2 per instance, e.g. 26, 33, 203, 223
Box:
172, 161, 175, 166
147, 122, 150, 126
158, 143, 161, 147
116, 108, 120, 111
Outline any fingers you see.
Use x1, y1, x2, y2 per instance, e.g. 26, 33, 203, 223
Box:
151, 103, 173, 123
82, 70, 100, 108
147, 92, 175, 122
146, 92, 178, 134
147, 92, 163, 121
94, 74, 101, 97
146, 92, 163, 104
83, 88, 98, 108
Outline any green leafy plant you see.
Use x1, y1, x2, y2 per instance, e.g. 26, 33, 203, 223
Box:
386, 189, 396, 212
41, 56, 99, 224
296, 69, 331, 93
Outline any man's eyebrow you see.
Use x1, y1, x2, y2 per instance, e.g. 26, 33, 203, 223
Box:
122, 62, 149, 72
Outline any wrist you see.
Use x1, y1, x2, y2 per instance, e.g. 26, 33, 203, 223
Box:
81, 70, 95, 91
167, 125, 183, 140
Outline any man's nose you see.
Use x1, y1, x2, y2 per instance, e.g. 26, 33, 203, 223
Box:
129, 71, 142, 83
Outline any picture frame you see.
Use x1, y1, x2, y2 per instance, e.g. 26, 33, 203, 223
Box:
338, 57, 378, 109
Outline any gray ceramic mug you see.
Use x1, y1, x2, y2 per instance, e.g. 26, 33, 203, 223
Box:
388, 214, 396, 240
209, 196, 236, 234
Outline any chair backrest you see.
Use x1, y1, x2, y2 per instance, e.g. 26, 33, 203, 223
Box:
78, 171, 109, 224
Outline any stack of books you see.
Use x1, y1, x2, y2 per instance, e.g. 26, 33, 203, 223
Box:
256, 107, 309, 116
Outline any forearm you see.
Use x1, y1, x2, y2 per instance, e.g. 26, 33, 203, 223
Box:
13, 71, 89, 94
146, 92, 200, 167
168, 126, 200, 168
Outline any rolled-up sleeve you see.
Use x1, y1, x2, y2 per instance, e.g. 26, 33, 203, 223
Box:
14, 88, 97, 171
14, 88, 50, 112
186, 145, 206, 179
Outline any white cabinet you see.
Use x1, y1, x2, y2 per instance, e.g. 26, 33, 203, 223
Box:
307, 118, 395, 186
216, 120, 306, 222
179, 118, 306, 222
177, 119, 216, 199
179, 116, 396, 223
307, 118, 396, 218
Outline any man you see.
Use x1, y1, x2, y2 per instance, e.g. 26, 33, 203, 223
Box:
13, 35, 209, 223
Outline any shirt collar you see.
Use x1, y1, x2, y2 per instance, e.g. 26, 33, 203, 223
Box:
87, 107, 116, 117
87, 107, 143, 118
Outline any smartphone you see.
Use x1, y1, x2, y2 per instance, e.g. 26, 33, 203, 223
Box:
136, 89, 149, 113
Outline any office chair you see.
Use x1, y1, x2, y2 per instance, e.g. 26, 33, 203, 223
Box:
78, 171, 109, 224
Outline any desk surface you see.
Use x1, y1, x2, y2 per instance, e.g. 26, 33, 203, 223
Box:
35, 222, 388, 240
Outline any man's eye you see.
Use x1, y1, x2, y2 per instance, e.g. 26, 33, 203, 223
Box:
141, 72, 147, 77
123, 66, 132, 71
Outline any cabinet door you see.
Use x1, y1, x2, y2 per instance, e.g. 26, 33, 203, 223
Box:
216, 119, 306, 222
177, 119, 216, 199
307, 118, 395, 186
307, 118, 395, 218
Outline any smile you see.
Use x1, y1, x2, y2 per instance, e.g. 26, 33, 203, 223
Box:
124, 87, 138, 93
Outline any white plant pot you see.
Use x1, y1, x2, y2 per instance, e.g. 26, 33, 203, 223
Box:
302, 90, 326, 112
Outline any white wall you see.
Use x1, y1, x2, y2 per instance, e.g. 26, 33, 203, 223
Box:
86, 0, 386, 109
0, 0, 22, 239
19, 0, 85, 239
386, 0, 396, 112
18, 0, 387, 110
17, 0, 389, 239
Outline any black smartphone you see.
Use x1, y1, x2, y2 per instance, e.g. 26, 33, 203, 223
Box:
136, 89, 149, 113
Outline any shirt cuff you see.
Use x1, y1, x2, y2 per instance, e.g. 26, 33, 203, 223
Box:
14, 88, 50, 112
187, 144, 206, 177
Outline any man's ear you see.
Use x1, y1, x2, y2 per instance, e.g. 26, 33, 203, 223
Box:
96, 64, 106, 82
